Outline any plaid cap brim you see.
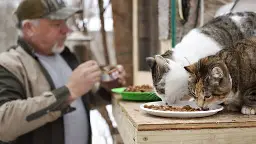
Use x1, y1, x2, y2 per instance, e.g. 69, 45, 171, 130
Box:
44, 7, 82, 20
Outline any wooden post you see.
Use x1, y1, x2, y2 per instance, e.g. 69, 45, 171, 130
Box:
112, 0, 134, 85
98, 0, 110, 65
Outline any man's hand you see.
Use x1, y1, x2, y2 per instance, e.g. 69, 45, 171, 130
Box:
66, 60, 101, 103
100, 65, 127, 90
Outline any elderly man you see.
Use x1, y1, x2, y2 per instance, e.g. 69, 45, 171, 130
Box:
0, 0, 126, 144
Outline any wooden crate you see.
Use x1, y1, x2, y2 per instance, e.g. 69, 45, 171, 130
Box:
112, 94, 256, 144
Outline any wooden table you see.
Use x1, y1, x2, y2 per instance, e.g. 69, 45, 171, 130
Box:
112, 94, 256, 144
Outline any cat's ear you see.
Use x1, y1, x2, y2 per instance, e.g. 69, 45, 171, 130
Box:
211, 67, 224, 79
184, 64, 197, 74
200, 57, 209, 64
185, 58, 208, 74
155, 55, 170, 71
155, 55, 168, 65
162, 49, 173, 58
146, 57, 155, 68
209, 67, 224, 86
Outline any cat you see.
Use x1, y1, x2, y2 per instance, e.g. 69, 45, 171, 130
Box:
146, 11, 256, 105
184, 37, 256, 115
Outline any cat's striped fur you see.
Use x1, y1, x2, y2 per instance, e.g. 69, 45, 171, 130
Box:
185, 37, 256, 114
146, 12, 256, 104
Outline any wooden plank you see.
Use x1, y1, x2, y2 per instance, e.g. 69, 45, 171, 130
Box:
138, 121, 256, 131
113, 94, 256, 131
112, 0, 134, 85
112, 95, 137, 144
137, 128, 256, 144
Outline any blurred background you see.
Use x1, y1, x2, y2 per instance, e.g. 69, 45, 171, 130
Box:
1, 0, 256, 143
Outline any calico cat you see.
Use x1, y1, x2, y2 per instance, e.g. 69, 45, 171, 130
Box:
184, 37, 256, 115
146, 11, 256, 105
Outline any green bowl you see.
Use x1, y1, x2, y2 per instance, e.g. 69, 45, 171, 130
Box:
111, 87, 161, 101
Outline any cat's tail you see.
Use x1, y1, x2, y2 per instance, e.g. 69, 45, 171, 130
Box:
243, 87, 256, 107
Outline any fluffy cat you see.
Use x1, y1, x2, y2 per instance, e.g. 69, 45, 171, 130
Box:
146, 12, 256, 105
184, 37, 256, 115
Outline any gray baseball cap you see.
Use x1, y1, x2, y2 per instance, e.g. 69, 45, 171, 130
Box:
15, 0, 82, 27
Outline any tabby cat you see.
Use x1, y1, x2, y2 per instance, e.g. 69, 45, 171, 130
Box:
146, 11, 256, 105
185, 37, 256, 114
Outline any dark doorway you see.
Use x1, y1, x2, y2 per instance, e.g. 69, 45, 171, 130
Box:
138, 0, 160, 71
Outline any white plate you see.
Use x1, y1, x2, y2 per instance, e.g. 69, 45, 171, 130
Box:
140, 101, 224, 118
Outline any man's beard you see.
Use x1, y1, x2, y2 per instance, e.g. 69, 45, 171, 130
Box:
51, 42, 65, 54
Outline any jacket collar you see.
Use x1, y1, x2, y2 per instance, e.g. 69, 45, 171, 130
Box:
17, 38, 79, 69
17, 37, 37, 58
17, 38, 56, 90
16, 37, 80, 90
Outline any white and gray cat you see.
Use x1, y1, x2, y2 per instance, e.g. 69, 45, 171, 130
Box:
146, 12, 256, 105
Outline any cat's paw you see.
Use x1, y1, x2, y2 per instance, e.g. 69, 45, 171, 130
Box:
241, 106, 256, 115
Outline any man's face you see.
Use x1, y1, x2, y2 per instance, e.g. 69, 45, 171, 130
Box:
30, 19, 71, 55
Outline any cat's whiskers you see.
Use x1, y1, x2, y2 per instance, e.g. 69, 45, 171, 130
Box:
184, 57, 191, 65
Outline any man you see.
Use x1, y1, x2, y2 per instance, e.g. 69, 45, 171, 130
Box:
0, 0, 126, 144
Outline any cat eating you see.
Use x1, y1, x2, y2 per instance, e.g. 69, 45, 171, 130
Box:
185, 37, 256, 115
146, 12, 256, 105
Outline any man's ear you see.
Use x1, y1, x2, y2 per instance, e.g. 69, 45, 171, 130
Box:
22, 21, 36, 37
184, 64, 197, 74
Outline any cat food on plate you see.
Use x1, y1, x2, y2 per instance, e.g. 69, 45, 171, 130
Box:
124, 84, 153, 92
143, 104, 203, 112
140, 101, 223, 118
